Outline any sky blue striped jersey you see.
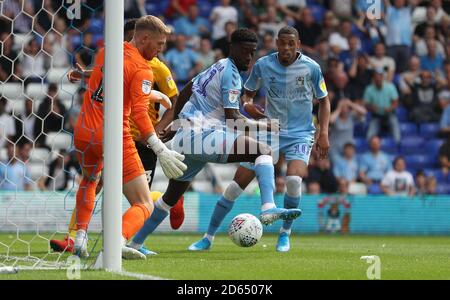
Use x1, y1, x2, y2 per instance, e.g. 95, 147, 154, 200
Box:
245, 52, 328, 137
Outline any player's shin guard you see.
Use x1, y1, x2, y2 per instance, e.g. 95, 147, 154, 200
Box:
207, 181, 243, 237
132, 198, 170, 245
254, 155, 275, 210
282, 176, 302, 232
122, 203, 151, 241
75, 178, 97, 230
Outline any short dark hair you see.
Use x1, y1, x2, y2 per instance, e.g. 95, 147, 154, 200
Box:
124, 18, 137, 34
277, 26, 299, 40
230, 28, 258, 45
343, 142, 355, 149
48, 83, 58, 93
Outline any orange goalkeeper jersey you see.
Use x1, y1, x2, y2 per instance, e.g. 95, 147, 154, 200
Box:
75, 42, 155, 143
129, 57, 178, 141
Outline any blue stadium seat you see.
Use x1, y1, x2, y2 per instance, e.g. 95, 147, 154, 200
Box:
400, 122, 418, 136
88, 18, 104, 35
425, 139, 445, 157
424, 169, 447, 183
309, 4, 326, 23
354, 138, 369, 153
380, 137, 398, 154
396, 106, 408, 122
420, 123, 440, 139
354, 122, 367, 138
199, 2, 213, 18
405, 154, 435, 170
368, 184, 383, 195
400, 136, 424, 155
436, 184, 450, 195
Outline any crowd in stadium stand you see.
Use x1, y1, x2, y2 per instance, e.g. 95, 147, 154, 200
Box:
1, 0, 450, 196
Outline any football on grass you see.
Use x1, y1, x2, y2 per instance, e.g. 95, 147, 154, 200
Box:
228, 213, 263, 247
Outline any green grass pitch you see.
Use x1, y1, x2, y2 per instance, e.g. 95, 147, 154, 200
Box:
1, 233, 450, 280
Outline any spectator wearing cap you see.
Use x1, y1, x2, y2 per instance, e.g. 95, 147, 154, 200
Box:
164, 34, 202, 87
329, 99, 367, 160
359, 136, 392, 186
381, 157, 416, 197
364, 67, 401, 144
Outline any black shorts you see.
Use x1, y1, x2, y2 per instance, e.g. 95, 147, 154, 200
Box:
134, 141, 158, 188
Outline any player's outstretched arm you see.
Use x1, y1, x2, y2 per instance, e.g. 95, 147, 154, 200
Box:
224, 107, 279, 133
316, 96, 331, 160
160, 81, 194, 143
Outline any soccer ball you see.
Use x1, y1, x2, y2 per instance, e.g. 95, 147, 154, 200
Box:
228, 214, 263, 247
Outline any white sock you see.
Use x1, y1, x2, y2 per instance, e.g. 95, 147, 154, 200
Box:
155, 197, 172, 212
280, 228, 292, 235
127, 241, 142, 250
75, 229, 87, 247
204, 234, 214, 242
121, 236, 127, 247
261, 203, 276, 211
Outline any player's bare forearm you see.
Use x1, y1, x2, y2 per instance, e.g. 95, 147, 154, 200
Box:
155, 95, 177, 135
316, 96, 331, 159
173, 81, 193, 121
241, 90, 266, 120
224, 108, 277, 133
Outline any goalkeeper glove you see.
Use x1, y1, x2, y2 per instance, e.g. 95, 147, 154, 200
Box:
147, 134, 187, 179
150, 90, 172, 109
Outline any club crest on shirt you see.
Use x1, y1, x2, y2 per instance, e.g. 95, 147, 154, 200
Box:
142, 79, 152, 95
297, 76, 305, 87
229, 90, 240, 103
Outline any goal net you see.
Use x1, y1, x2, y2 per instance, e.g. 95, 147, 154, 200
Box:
0, 0, 109, 271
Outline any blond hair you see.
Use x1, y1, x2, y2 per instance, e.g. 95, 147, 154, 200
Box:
135, 15, 171, 36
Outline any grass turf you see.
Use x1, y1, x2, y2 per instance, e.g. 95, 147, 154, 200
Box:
1, 233, 450, 280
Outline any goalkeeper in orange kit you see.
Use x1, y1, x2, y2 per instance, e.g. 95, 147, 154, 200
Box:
50, 19, 186, 255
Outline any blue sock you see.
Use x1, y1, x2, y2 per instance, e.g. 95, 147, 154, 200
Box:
255, 160, 275, 207
132, 206, 168, 245
207, 196, 235, 236
282, 194, 301, 231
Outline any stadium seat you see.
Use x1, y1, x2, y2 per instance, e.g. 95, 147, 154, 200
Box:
354, 138, 369, 153
28, 162, 46, 181
46, 132, 73, 150
0, 149, 7, 161
199, 2, 213, 18
29, 148, 51, 163
354, 122, 367, 138
9, 98, 25, 116
58, 83, 79, 102
396, 106, 408, 122
400, 122, 418, 136
405, 154, 435, 170
425, 139, 445, 157
309, 4, 326, 23
419, 123, 440, 139
88, 18, 104, 35
424, 169, 447, 183
380, 137, 398, 154
47, 68, 71, 84
368, 184, 383, 195
1, 83, 22, 99
436, 184, 450, 195
25, 83, 48, 100
400, 136, 425, 155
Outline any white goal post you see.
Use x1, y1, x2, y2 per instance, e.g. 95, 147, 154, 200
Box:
103, 0, 123, 272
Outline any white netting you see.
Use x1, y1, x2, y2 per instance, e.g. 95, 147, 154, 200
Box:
0, 0, 105, 270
